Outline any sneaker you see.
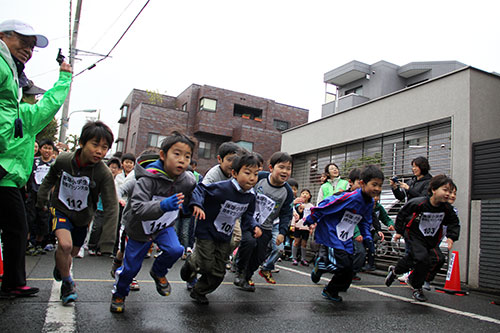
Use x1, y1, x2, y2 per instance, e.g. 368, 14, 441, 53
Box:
311, 258, 322, 284
292, 259, 298, 266
190, 290, 209, 305
271, 268, 280, 273
234, 272, 244, 287
423, 281, 431, 291
44, 244, 55, 252
352, 274, 361, 281
26, 245, 37, 256
0, 286, 39, 298
130, 278, 140, 291
300, 260, 309, 267
75, 247, 84, 258
238, 280, 255, 292
248, 278, 255, 287
385, 265, 397, 287
110, 259, 122, 279
363, 264, 376, 271
88, 249, 97, 256
154, 251, 163, 258
412, 288, 428, 302
60, 281, 77, 305
187, 277, 198, 291
150, 270, 171, 296
110, 294, 125, 313
322, 288, 343, 302
259, 269, 276, 284
34, 246, 46, 255
398, 271, 410, 283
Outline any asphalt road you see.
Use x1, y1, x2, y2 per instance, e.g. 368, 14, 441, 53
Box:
1, 251, 500, 332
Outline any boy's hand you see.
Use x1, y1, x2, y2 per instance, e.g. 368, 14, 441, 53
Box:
354, 235, 363, 242
253, 226, 262, 238
393, 233, 402, 242
293, 197, 304, 204
119, 199, 126, 207
276, 234, 285, 245
160, 193, 184, 212
377, 231, 385, 241
446, 238, 454, 250
293, 211, 299, 221
310, 223, 317, 231
388, 225, 395, 231
192, 206, 205, 220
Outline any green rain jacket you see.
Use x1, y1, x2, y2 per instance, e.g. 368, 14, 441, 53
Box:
0, 41, 71, 187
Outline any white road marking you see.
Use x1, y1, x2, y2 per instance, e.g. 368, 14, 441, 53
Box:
277, 264, 500, 326
42, 268, 76, 333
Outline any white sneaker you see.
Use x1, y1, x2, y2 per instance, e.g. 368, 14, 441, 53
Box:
398, 271, 410, 283
76, 247, 85, 258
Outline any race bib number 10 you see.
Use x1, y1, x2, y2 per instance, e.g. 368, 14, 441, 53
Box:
214, 200, 249, 236
58, 171, 90, 211
336, 210, 362, 241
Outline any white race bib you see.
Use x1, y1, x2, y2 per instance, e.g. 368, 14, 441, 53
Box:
141, 196, 179, 235
419, 212, 444, 237
253, 193, 276, 225
214, 201, 249, 236
58, 171, 90, 211
34, 164, 51, 185
336, 210, 363, 241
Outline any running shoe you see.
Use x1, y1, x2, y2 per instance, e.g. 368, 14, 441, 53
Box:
259, 269, 276, 284
234, 272, 244, 287
60, 281, 77, 305
352, 274, 361, 281
190, 290, 209, 304
130, 278, 140, 291
110, 294, 125, 313
248, 278, 255, 286
238, 280, 255, 292
292, 259, 299, 266
385, 265, 396, 287
412, 288, 428, 302
0, 286, 39, 298
88, 249, 97, 256
423, 281, 431, 291
322, 288, 343, 302
300, 259, 309, 267
311, 258, 322, 283
150, 270, 171, 296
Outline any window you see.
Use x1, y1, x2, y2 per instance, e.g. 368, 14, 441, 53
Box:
236, 141, 253, 152
148, 133, 167, 148
118, 105, 129, 123
115, 139, 124, 153
199, 141, 212, 159
199, 98, 217, 112
181, 103, 187, 111
131, 133, 136, 148
273, 119, 289, 131
345, 86, 363, 96
233, 104, 263, 120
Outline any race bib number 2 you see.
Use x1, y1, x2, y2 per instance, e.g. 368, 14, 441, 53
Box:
336, 210, 363, 241
58, 171, 90, 211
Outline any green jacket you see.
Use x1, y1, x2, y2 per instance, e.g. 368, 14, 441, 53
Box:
320, 177, 349, 200
0, 39, 20, 154
0, 65, 71, 187
37, 150, 119, 253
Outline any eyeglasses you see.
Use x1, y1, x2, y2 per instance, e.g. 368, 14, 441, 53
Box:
13, 32, 36, 50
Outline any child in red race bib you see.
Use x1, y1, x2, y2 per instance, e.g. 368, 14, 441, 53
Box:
110, 131, 197, 313
385, 175, 460, 302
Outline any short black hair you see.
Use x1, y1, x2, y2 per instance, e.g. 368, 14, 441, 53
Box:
231, 152, 260, 173
254, 152, 264, 167
218, 142, 241, 160
360, 165, 384, 183
287, 178, 299, 188
269, 151, 293, 168
160, 131, 195, 155
324, 163, 340, 178
39, 139, 55, 150
348, 168, 361, 182
79, 121, 114, 148
412, 156, 430, 175
121, 153, 136, 164
428, 174, 456, 196
107, 158, 121, 168
190, 159, 197, 166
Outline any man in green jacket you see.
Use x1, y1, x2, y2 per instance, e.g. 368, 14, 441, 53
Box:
0, 19, 72, 298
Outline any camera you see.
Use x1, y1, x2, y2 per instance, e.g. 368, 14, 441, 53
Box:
391, 176, 399, 183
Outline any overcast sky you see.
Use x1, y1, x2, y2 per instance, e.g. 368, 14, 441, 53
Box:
3, 0, 500, 149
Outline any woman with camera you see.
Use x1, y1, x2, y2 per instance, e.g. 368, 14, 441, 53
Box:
390, 156, 432, 202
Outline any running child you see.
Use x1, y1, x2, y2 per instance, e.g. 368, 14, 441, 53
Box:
305, 165, 384, 302
110, 132, 196, 313
36, 121, 118, 305
291, 189, 314, 266
385, 175, 460, 302
180, 153, 262, 304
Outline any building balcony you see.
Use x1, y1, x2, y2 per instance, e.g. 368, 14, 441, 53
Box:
324, 60, 370, 86
321, 94, 370, 116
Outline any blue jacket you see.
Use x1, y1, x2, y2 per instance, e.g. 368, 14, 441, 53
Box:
190, 179, 257, 243
305, 188, 373, 254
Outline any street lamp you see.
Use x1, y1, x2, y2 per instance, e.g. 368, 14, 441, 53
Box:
59, 109, 97, 143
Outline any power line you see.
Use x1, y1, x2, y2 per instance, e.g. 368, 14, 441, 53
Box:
73, 0, 151, 78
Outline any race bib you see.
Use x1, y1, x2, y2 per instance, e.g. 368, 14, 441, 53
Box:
214, 201, 248, 236
336, 210, 362, 241
419, 212, 444, 237
253, 193, 276, 225
34, 164, 51, 185
141, 196, 180, 235
58, 171, 90, 211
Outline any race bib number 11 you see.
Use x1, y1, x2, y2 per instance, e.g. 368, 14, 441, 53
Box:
336, 210, 362, 241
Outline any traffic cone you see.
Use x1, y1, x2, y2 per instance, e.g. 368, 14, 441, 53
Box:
435, 251, 468, 295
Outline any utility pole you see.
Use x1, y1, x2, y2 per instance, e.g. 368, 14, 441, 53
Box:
59, 0, 83, 143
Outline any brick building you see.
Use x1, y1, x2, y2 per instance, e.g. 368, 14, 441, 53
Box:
115, 84, 308, 174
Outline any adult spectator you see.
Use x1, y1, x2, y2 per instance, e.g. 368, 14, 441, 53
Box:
0, 19, 71, 297
390, 156, 432, 202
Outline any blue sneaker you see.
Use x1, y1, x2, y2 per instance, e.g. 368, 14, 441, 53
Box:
322, 288, 342, 302
187, 277, 198, 291
61, 281, 77, 305
311, 258, 322, 283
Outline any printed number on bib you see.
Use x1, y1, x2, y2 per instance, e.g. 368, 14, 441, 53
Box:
253, 193, 275, 225
419, 212, 444, 237
58, 171, 90, 211
336, 210, 362, 241
214, 201, 249, 236
34, 164, 51, 185
142, 196, 179, 235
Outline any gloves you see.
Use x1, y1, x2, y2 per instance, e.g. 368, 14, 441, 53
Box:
160, 194, 180, 212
